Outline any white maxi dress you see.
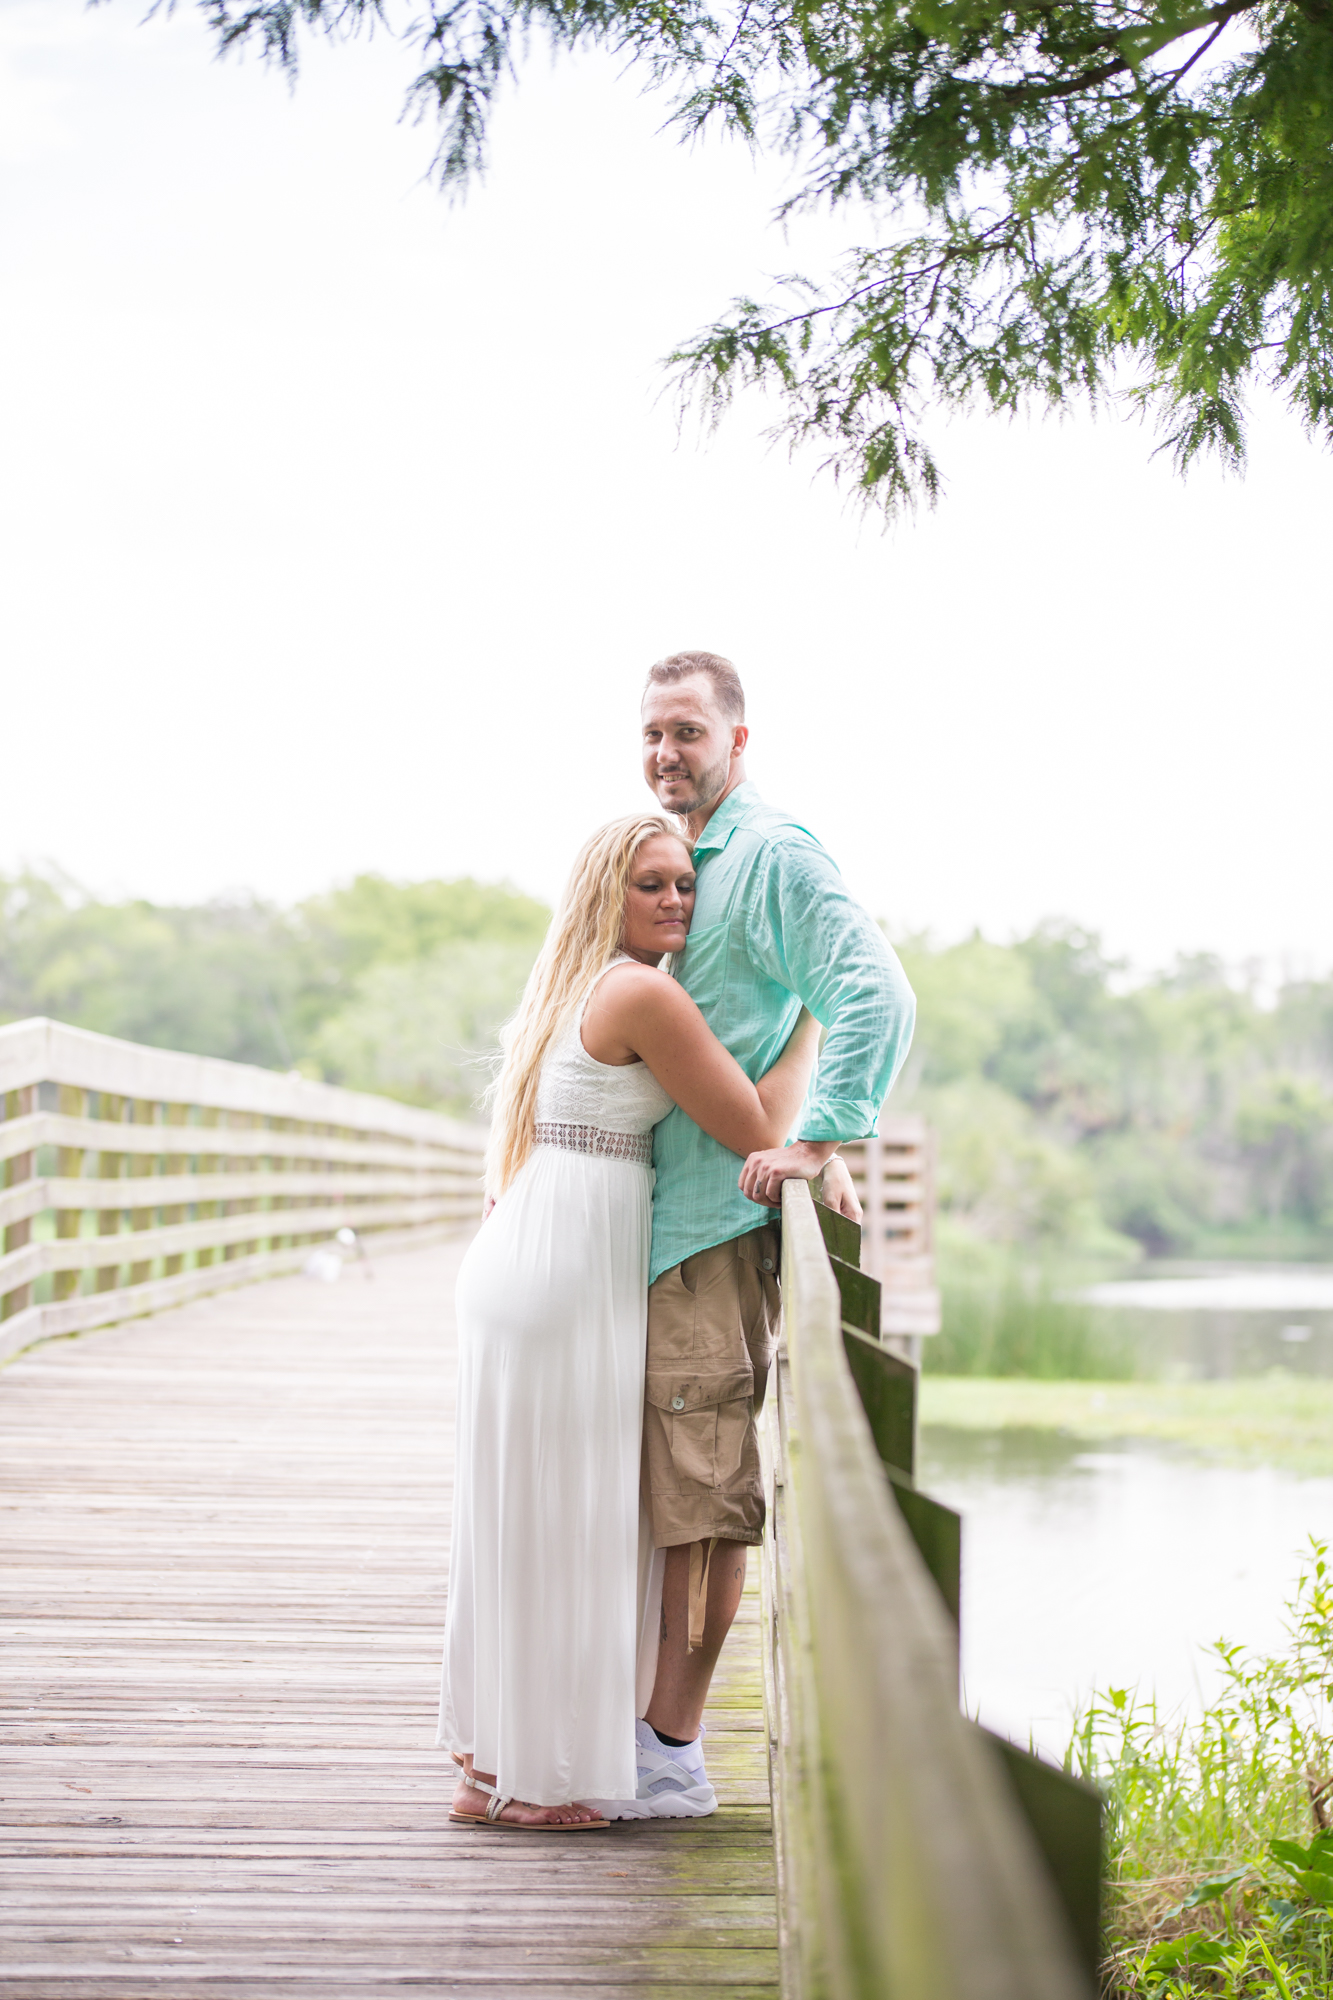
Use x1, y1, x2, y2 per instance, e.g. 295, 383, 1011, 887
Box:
437, 961, 673, 1806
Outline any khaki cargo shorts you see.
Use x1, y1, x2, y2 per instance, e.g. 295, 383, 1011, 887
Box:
642, 1225, 781, 1555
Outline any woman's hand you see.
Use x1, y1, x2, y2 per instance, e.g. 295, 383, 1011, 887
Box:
738, 1139, 837, 1208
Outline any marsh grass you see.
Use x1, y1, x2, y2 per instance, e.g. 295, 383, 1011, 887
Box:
931, 1244, 1139, 1378
919, 1377, 1333, 1476
1068, 1545, 1333, 1995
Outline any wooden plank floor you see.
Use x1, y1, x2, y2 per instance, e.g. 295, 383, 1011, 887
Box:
0, 1241, 777, 1998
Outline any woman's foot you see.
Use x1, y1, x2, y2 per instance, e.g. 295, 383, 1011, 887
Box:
451, 1773, 603, 1827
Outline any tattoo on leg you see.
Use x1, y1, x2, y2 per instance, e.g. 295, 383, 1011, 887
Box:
660, 1606, 668, 1644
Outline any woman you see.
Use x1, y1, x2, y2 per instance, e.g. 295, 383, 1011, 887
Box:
439, 813, 818, 1830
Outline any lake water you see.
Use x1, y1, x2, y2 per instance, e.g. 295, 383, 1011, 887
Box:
922, 1262, 1333, 1759
1077, 1263, 1333, 1380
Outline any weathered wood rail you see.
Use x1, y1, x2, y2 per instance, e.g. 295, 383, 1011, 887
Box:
0, 1018, 488, 1365
764, 1180, 1102, 2000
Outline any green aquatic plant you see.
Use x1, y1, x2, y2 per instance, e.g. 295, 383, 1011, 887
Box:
1068, 1544, 1333, 1995
929, 1249, 1140, 1379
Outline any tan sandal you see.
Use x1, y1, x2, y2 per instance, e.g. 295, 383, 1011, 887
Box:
449, 1774, 609, 1831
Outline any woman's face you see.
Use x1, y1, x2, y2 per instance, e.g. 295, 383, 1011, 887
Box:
622, 834, 696, 963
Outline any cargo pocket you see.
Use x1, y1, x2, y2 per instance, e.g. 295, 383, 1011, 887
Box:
668, 1407, 719, 1487
660, 1398, 751, 1492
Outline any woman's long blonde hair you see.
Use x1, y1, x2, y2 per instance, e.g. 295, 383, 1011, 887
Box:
486, 813, 689, 1196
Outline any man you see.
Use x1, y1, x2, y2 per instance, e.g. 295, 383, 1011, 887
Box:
608, 649, 915, 1819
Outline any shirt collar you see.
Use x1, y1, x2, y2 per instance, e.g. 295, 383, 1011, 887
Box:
691, 781, 760, 859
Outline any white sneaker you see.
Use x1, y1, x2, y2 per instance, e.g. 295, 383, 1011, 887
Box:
586, 1720, 718, 1821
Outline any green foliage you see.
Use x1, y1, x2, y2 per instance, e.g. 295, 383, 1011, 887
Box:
929, 1077, 1111, 1245
308, 940, 539, 1112
299, 873, 549, 984
0, 866, 547, 1111
1073, 1545, 1333, 1996
1236, 1073, 1333, 1221
184, 0, 1333, 509
895, 921, 1333, 1259
0, 870, 312, 1069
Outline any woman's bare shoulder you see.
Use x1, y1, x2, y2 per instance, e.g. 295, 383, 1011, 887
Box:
594, 962, 696, 1020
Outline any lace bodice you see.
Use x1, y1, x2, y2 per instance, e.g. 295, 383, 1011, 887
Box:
535, 958, 675, 1137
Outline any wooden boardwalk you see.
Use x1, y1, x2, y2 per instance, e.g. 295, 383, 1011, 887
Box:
0, 1240, 777, 1998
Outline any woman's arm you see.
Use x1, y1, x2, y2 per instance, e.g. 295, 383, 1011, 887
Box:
582, 966, 817, 1158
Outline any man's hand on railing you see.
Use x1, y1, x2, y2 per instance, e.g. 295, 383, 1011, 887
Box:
738, 1139, 839, 1210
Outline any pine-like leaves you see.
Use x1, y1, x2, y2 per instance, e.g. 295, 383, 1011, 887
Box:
184, 0, 1333, 509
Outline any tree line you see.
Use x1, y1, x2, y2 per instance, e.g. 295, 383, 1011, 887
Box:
0, 867, 548, 1120
897, 925, 1333, 1258
3, 869, 1329, 1256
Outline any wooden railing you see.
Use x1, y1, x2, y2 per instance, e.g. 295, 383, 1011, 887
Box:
0, 1017, 487, 1366
763, 1180, 1102, 2000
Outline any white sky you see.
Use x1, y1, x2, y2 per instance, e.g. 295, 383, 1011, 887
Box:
2, 0, 1331, 975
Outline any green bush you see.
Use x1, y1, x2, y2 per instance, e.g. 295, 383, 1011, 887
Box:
1071, 1545, 1333, 1997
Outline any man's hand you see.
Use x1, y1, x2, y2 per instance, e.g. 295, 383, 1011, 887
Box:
817, 1154, 863, 1224
738, 1139, 838, 1209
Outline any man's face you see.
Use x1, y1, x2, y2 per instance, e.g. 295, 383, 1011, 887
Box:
641, 677, 745, 820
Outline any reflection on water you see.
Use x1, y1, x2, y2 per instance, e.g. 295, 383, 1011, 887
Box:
920, 1425, 1333, 1760
1090, 1303, 1333, 1378
1088, 1264, 1328, 1376
923, 1261, 1333, 1754
1083, 1262, 1333, 1380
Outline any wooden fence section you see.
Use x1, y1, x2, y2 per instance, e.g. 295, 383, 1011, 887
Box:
0, 1018, 487, 1367
839, 1116, 940, 1348
762, 1181, 1101, 2000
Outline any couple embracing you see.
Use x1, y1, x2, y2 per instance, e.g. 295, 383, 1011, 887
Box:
438, 651, 915, 1828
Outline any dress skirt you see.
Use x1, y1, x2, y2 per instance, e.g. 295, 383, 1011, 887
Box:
437, 1142, 653, 1806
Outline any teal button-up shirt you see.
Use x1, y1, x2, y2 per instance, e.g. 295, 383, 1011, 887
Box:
649, 783, 916, 1283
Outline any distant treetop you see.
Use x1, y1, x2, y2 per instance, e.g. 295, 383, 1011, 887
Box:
0, 865, 550, 1076
297, 874, 551, 983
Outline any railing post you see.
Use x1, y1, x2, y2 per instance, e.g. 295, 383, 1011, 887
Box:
162, 1100, 188, 1277
1, 1085, 37, 1322
128, 1097, 156, 1287
94, 1092, 124, 1294
54, 1083, 85, 1302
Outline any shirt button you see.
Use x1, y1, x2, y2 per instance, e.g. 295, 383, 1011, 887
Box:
671, 1395, 686, 1410
761, 1258, 775, 1272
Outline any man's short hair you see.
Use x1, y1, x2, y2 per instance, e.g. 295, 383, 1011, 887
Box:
644, 650, 746, 723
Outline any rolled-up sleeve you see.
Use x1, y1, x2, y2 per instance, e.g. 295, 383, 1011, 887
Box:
745, 837, 916, 1141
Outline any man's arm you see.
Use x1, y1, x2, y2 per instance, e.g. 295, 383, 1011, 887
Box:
737, 836, 916, 1209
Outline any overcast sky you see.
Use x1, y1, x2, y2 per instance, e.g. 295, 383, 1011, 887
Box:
3, 0, 1330, 975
